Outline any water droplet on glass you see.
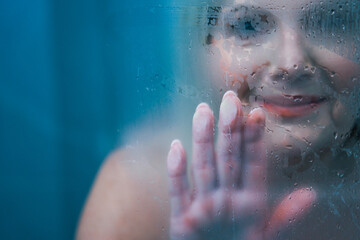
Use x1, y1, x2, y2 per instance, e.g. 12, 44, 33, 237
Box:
343, 148, 352, 157
337, 170, 344, 178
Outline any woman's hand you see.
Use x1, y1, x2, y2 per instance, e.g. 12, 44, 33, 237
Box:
167, 91, 317, 240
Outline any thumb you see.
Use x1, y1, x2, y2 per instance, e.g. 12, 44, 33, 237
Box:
265, 187, 317, 239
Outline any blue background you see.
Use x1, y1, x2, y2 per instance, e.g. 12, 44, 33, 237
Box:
0, 0, 175, 239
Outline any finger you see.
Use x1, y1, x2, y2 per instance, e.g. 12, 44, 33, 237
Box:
242, 108, 266, 192
265, 187, 317, 238
168, 139, 190, 217
216, 91, 243, 188
231, 190, 265, 217
192, 103, 216, 196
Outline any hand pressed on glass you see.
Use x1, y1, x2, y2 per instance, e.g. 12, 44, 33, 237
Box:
167, 91, 317, 240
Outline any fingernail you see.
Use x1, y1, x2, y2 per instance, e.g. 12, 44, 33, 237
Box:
244, 108, 265, 142
220, 94, 238, 126
249, 108, 265, 124
196, 102, 209, 111
222, 90, 237, 100
171, 139, 181, 148
193, 108, 213, 134
168, 140, 183, 174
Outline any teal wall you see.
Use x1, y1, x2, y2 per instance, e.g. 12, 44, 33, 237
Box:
0, 0, 173, 239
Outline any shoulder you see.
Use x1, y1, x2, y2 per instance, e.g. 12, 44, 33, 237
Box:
76, 143, 171, 240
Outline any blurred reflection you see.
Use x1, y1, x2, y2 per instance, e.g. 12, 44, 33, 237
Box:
77, 0, 360, 239
205, 1, 360, 175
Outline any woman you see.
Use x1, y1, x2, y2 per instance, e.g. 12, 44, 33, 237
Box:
76, 0, 360, 239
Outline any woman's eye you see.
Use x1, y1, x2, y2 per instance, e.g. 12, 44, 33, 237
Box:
222, 7, 276, 42
226, 18, 264, 40
244, 21, 256, 31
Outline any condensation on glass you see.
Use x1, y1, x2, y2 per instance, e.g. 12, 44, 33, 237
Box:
121, 0, 360, 239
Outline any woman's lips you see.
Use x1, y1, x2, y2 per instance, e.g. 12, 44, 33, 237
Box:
260, 94, 327, 118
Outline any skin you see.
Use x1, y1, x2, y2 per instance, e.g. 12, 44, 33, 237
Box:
211, 0, 360, 158
167, 93, 316, 240
76, 0, 360, 239
208, 0, 360, 186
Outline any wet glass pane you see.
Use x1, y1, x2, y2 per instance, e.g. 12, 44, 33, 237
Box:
77, 0, 360, 239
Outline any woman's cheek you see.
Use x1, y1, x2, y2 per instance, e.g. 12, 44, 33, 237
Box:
309, 47, 360, 136
331, 99, 358, 136
310, 45, 360, 91
213, 40, 274, 88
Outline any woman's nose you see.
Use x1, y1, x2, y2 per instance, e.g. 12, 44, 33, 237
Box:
270, 24, 313, 77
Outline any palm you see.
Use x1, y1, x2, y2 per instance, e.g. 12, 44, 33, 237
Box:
167, 91, 316, 240
170, 190, 265, 240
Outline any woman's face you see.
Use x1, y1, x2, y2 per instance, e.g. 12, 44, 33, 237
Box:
208, 0, 360, 171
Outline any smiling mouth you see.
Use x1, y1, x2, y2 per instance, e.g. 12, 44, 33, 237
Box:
260, 94, 328, 118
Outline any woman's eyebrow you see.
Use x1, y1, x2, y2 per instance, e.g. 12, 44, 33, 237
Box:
301, 1, 358, 17
207, 6, 222, 26
299, 3, 359, 29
